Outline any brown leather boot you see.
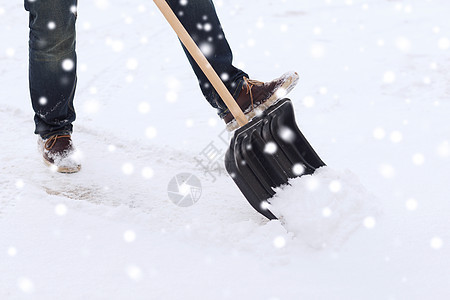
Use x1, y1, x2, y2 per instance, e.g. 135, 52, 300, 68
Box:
223, 71, 299, 131
38, 134, 81, 173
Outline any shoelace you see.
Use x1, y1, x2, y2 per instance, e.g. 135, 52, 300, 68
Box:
44, 134, 71, 151
243, 77, 264, 112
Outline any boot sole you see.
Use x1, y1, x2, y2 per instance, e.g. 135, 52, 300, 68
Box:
226, 72, 300, 132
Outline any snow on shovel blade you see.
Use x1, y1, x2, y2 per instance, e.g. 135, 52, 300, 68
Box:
224, 98, 326, 220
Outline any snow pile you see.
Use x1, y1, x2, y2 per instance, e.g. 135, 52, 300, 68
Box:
270, 167, 380, 249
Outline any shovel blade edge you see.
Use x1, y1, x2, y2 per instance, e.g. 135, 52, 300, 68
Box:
224, 98, 326, 219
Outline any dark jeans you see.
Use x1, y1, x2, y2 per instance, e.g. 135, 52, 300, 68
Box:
25, 0, 248, 138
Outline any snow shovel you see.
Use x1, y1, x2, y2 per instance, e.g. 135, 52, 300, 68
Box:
154, 0, 326, 219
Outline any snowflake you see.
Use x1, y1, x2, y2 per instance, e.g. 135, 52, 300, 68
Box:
126, 265, 143, 281
126, 75, 133, 83
122, 163, 134, 175
329, 180, 341, 193
273, 236, 286, 248
412, 153, 425, 165
166, 91, 178, 103
126, 58, 138, 70
220, 73, 229, 81
203, 23, 212, 32
373, 127, 386, 140
437, 141, 449, 158
322, 207, 332, 217
7, 247, 17, 256
138, 102, 151, 114
95, 0, 109, 10
379, 164, 395, 179
199, 42, 213, 57
17, 278, 34, 293
278, 127, 295, 143
306, 177, 319, 190
123, 230, 136, 242
363, 216, 376, 229
145, 127, 157, 139
5, 48, 15, 57
430, 237, 443, 249
390, 131, 403, 143
208, 118, 217, 127
264, 142, 277, 154
310, 44, 325, 58
141, 167, 154, 179
438, 37, 450, 50
185, 119, 194, 127
15, 179, 25, 188
83, 99, 100, 114
383, 71, 396, 84
55, 204, 68, 216
319, 87, 328, 95
395, 37, 412, 53
303, 96, 315, 108
62, 59, 74, 71
292, 163, 304, 176
405, 198, 418, 211
47, 21, 56, 30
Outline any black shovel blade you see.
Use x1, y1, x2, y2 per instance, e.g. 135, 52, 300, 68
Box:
224, 98, 326, 220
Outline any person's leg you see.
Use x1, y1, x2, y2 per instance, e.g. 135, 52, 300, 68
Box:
25, 0, 81, 173
25, 0, 78, 139
166, 0, 248, 118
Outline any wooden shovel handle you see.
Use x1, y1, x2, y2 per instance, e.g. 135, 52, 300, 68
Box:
153, 0, 248, 127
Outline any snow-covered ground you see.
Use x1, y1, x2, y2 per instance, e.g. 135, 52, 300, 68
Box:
1, 0, 449, 299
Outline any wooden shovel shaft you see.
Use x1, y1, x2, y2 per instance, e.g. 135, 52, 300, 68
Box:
153, 0, 248, 127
